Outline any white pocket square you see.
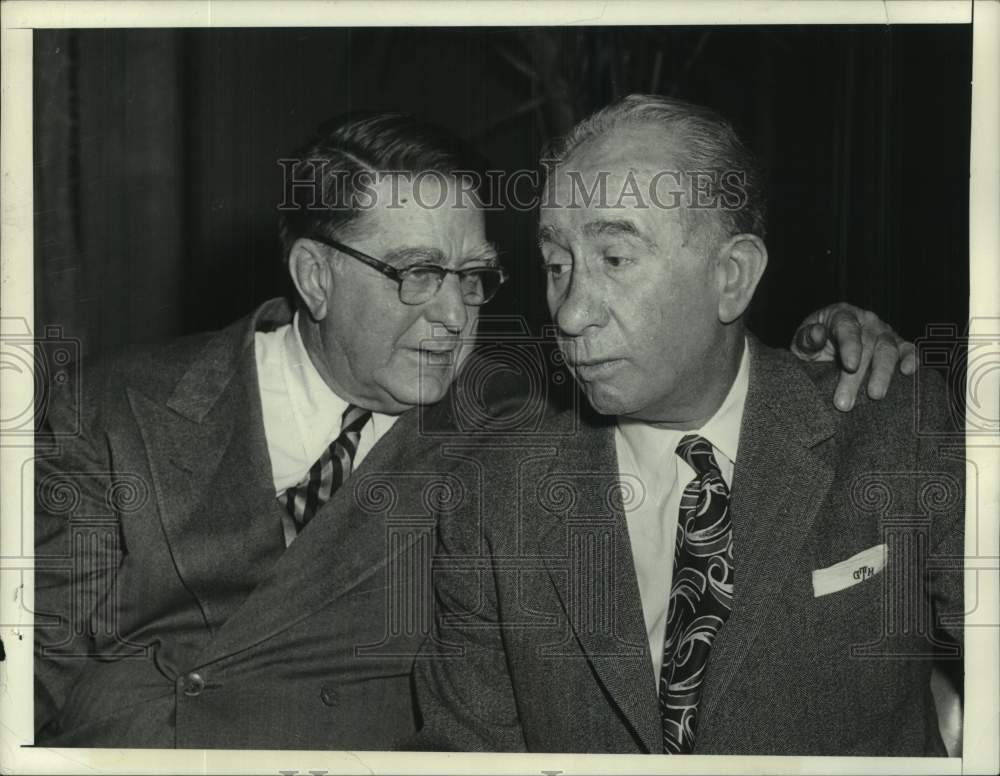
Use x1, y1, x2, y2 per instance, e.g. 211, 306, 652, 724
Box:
811, 543, 886, 598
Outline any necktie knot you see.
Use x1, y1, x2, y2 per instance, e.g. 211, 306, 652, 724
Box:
341, 404, 372, 436
676, 434, 723, 478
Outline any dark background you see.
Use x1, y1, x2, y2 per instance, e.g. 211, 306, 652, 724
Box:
34, 25, 971, 360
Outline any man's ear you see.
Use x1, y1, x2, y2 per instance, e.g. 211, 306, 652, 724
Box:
288, 238, 334, 321
714, 233, 768, 324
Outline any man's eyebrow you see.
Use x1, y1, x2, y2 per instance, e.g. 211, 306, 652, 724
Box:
537, 225, 562, 250
464, 243, 500, 264
383, 247, 445, 266
581, 219, 658, 250
383, 244, 500, 267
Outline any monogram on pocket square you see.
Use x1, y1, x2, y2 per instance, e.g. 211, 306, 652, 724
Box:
811, 543, 887, 597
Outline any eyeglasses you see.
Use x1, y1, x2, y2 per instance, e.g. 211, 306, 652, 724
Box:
308, 235, 508, 307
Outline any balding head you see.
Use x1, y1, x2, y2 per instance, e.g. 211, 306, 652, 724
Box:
542, 94, 767, 243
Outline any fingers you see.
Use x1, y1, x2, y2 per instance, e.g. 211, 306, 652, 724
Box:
791, 303, 919, 410
864, 332, 901, 399
899, 341, 917, 375
791, 322, 829, 358
833, 369, 865, 411
828, 307, 865, 373
831, 307, 877, 410
833, 335, 875, 412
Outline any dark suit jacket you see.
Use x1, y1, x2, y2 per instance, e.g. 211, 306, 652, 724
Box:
34, 298, 466, 749
412, 337, 965, 755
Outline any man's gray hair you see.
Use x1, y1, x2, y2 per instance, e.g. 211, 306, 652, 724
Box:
542, 94, 767, 238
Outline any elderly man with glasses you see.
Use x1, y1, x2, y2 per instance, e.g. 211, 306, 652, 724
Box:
34, 111, 914, 751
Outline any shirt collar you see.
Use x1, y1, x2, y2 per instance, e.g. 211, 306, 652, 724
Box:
617, 337, 750, 469
284, 311, 397, 444
696, 338, 749, 468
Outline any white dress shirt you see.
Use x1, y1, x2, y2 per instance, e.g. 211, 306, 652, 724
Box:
615, 341, 750, 684
255, 312, 399, 497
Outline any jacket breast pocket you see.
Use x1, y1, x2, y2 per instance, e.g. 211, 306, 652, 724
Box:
811, 543, 886, 598
804, 544, 888, 647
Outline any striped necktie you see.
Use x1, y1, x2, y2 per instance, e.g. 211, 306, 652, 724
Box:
277, 404, 371, 545
659, 434, 734, 754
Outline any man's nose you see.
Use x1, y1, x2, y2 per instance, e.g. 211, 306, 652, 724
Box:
424, 272, 469, 333
552, 274, 605, 337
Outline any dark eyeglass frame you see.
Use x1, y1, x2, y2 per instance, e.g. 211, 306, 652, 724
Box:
308, 235, 508, 306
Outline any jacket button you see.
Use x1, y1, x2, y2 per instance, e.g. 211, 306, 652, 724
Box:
182, 671, 206, 697
319, 685, 338, 707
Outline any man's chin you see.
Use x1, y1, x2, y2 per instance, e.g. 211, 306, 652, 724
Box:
383, 373, 454, 409
580, 381, 631, 417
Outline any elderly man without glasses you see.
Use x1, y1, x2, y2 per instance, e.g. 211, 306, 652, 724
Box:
412, 96, 962, 756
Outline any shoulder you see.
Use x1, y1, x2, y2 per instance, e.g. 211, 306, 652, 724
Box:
750, 335, 956, 429
68, 329, 222, 403
39, 315, 252, 436
796, 354, 959, 436
743, 338, 963, 484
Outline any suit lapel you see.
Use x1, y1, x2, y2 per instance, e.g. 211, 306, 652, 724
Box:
128, 299, 292, 634
197, 402, 433, 663
537, 411, 662, 752
696, 339, 836, 746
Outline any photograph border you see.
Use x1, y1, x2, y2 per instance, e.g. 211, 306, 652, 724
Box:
2, 2, 996, 774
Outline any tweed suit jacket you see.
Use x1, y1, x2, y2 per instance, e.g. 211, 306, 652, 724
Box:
412, 337, 965, 755
34, 298, 466, 749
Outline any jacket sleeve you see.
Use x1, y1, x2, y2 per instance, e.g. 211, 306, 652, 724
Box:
407, 509, 528, 752
33, 359, 124, 739
915, 366, 965, 651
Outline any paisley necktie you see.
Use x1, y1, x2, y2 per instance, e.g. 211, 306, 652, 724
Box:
658, 434, 734, 753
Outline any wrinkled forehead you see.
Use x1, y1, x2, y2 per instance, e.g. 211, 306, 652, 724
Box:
541, 127, 689, 225
541, 164, 685, 211
538, 169, 689, 248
